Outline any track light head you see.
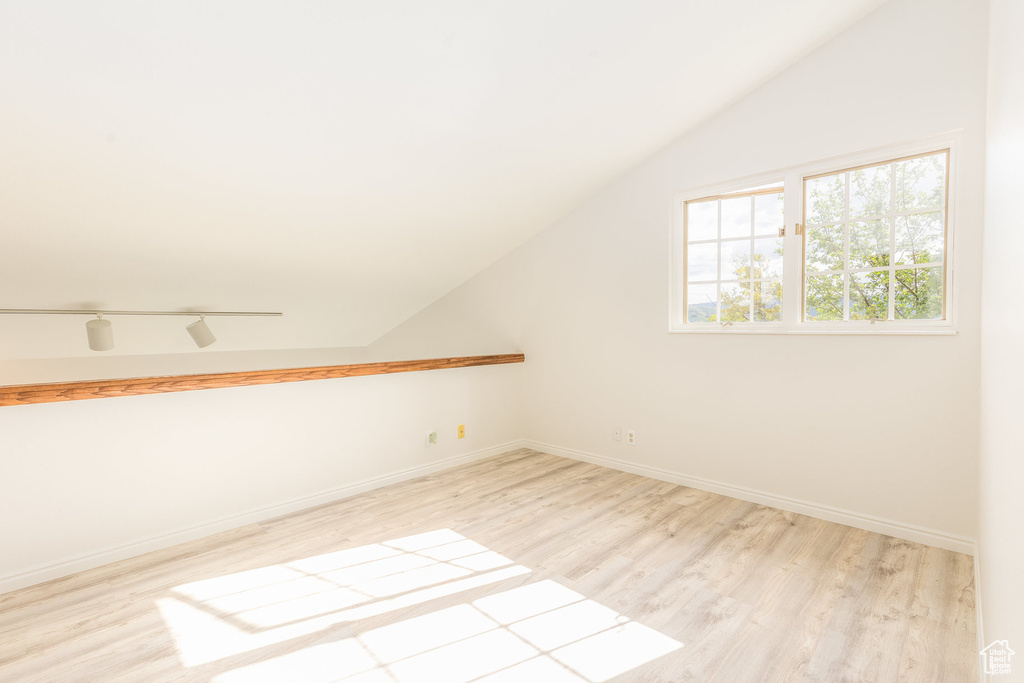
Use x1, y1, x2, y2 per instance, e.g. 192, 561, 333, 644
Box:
186, 314, 217, 348
85, 314, 114, 351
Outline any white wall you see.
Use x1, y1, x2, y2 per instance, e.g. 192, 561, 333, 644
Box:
0, 363, 523, 592
0, 345, 371, 385
0, 317, 524, 595
979, 0, 1024, 665
374, 0, 988, 545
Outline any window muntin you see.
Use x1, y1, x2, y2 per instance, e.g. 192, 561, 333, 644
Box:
803, 151, 948, 322
684, 187, 785, 324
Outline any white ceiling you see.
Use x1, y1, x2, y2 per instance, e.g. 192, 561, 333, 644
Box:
0, 0, 885, 358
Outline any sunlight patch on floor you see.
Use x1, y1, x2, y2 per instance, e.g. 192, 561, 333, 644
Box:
158, 529, 682, 681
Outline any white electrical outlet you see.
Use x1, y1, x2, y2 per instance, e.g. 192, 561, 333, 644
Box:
612, 427, 622, 441
426, 430, 438, 447
626, 429, 636, 445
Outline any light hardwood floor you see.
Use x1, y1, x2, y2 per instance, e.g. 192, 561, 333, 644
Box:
0, 449, 977, 682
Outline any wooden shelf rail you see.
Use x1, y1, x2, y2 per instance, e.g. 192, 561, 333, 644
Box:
0, 353, 525, 407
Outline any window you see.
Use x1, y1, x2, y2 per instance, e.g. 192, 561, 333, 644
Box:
671, 138, 955, 334
804, 152, 947, 322
683, 186, 785, 324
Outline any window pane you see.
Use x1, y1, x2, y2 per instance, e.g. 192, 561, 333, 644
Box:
720, 281, 751, 322
752, 237, 783, 279
895, 212, 944, 265
754, 193, 784, 236
721, 196, 752, 239
806, 224, 844, 272
849, 164, 891, 218
849, 219, 890, 269
687, 242, 718, 281
683, 187, 784, 325
894, 267, 943, 319
720, 240, 751, 280
896, 154, 945, 212
807, 173, 845, 224
806, 273, 844, 321
687, 283, 717, 322
849, 271, 889, 320
752, 279, 782, 322
687, 201, 717, 241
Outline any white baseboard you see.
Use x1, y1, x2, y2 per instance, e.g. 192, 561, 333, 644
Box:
525, 440, 976, 555
0, 440, 528, 596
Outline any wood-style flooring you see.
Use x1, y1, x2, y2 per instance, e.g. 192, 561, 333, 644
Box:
0, 449, 977, 682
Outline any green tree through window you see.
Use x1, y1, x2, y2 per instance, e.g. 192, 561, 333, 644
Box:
804, 152, 946, 322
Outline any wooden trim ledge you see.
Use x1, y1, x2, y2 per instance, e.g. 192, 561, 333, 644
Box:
0, 353, 525, 407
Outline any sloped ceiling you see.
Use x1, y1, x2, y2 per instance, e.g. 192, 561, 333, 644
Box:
0, 0, 885, 358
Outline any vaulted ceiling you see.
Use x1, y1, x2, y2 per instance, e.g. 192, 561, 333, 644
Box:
0, 0, 885, 358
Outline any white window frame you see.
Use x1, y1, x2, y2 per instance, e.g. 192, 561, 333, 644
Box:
669, 133, 959, 335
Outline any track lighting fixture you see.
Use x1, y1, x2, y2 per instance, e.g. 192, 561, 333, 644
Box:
186, 314, 217, 348
85, 314, 115, 351
0, 308, 282, 352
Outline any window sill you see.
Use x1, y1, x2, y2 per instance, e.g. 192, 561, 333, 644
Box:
668, 324, 957, 336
